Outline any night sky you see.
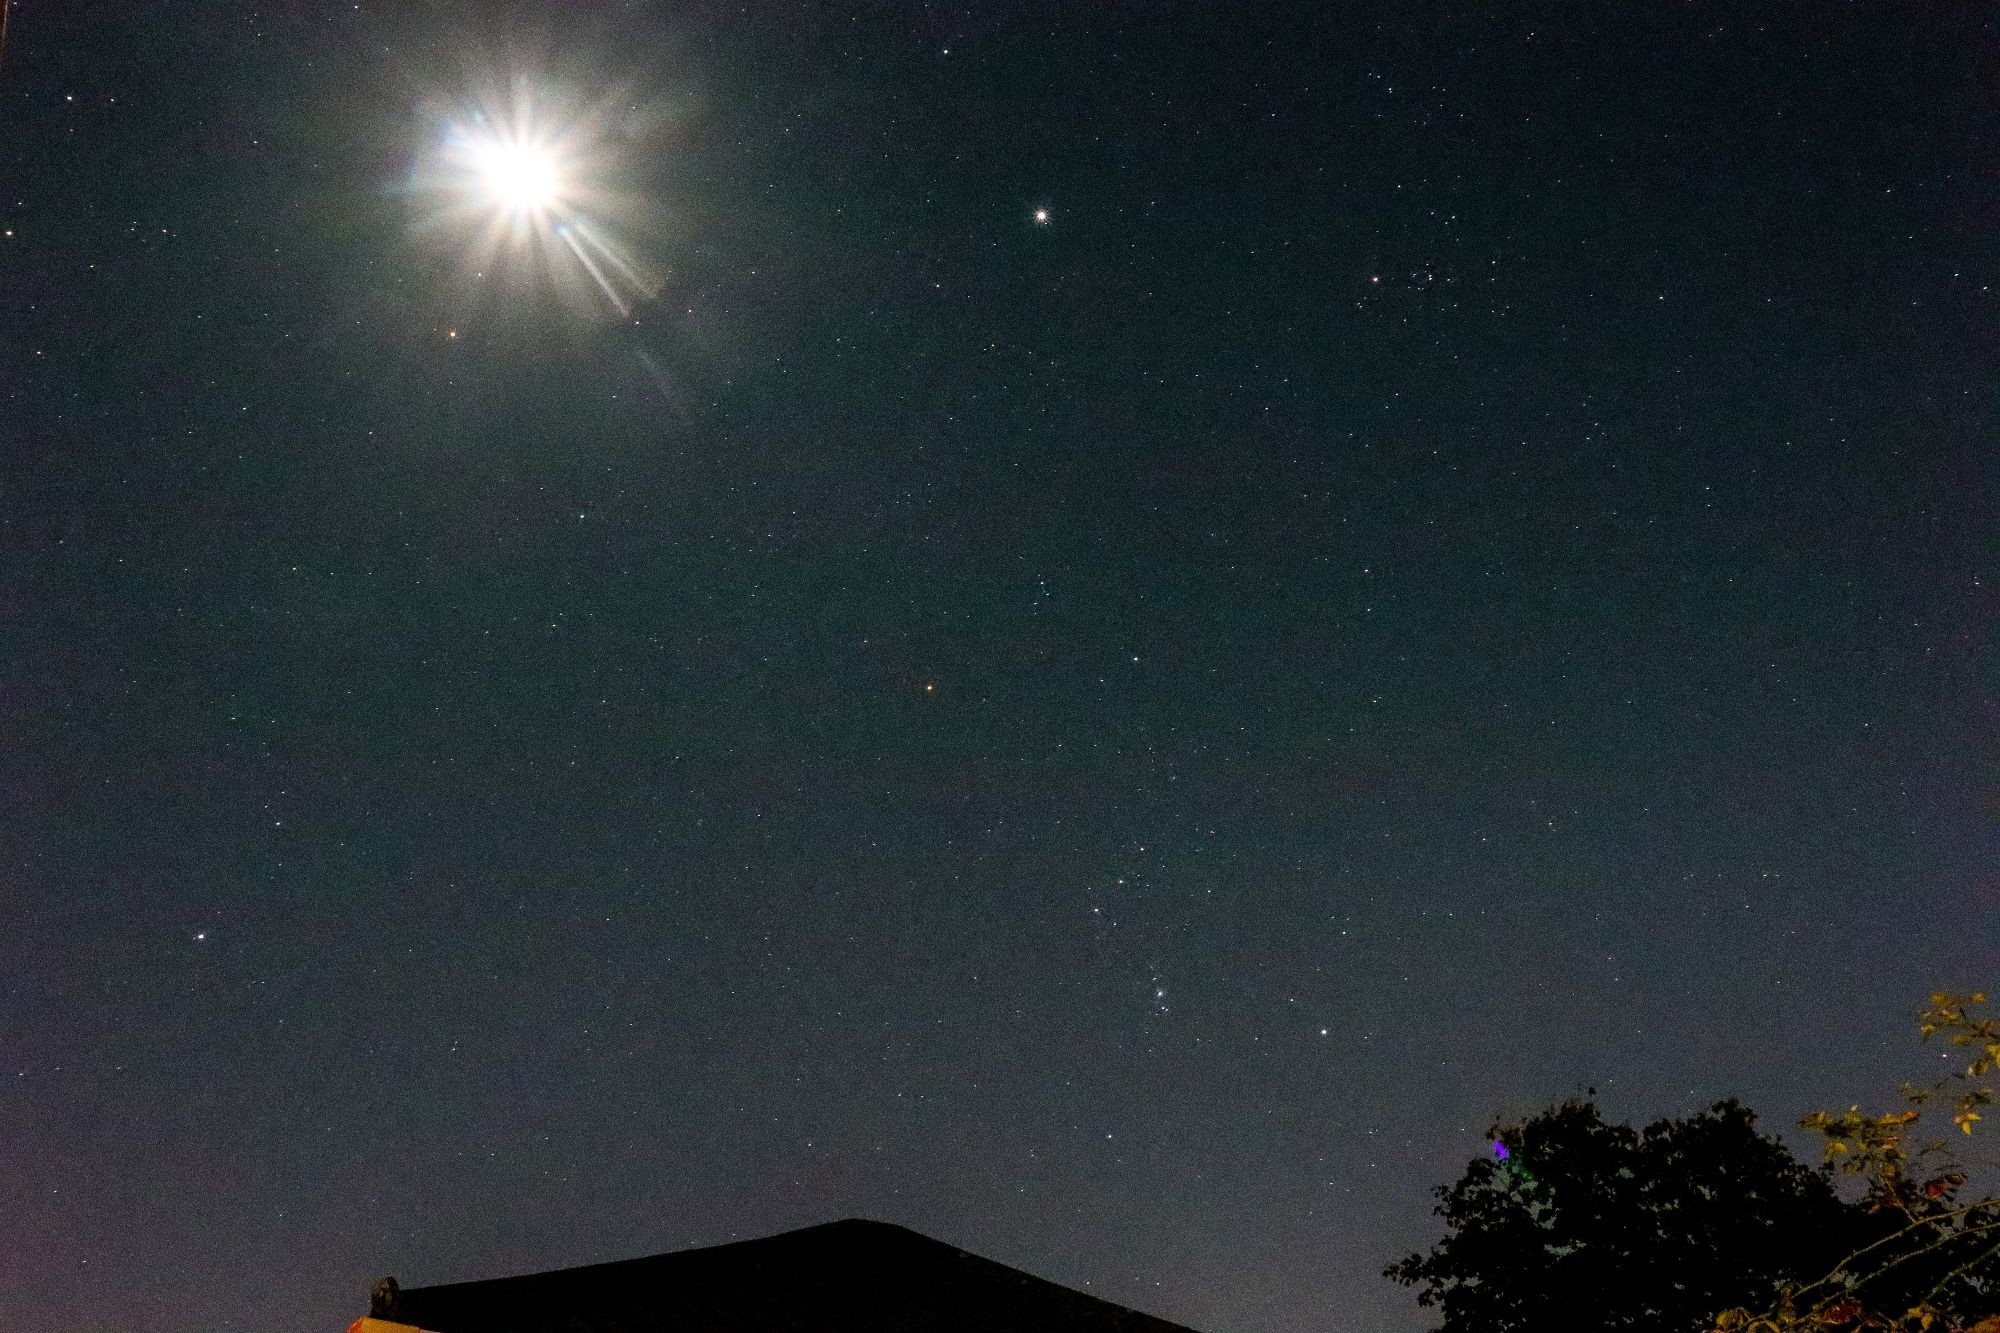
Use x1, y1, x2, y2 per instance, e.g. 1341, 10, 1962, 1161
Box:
2, 4, 1991, 1331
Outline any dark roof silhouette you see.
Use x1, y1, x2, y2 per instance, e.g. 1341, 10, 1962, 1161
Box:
373, 1218, 1203, 1333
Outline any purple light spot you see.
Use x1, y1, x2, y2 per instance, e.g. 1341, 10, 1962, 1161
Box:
1493, 1140, 1510, 1161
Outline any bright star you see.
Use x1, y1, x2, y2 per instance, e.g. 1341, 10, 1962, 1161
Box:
1033, 207, 1050, 224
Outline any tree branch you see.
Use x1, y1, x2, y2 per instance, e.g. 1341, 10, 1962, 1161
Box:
1791, 1198, 2000, 1302
1918, 1227, 2000, 1306
1838, 1215, 2000, 1299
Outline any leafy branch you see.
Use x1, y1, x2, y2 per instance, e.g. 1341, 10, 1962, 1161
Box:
1710, 992, 2000, 1333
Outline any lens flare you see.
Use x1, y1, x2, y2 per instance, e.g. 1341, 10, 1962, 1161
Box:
468, 137, 563, 216
438, 115, 572, 230
407, 78, 661, 320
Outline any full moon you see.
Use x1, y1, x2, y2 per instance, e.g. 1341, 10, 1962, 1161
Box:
411, 82, 664, 317
469, 137, 563, 215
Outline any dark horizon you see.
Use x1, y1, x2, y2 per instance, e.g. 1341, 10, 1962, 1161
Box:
2, 3, 1989, 1332
366, 1216, 1204, 1332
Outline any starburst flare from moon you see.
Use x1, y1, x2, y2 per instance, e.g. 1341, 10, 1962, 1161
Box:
466, 136, 564, 217
408, 78, 661, 320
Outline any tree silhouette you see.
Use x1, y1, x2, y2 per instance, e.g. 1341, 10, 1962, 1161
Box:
1387, 1098, 1881, 1332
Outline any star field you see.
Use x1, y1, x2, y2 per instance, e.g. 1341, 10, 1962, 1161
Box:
0, 4, 1990, 1333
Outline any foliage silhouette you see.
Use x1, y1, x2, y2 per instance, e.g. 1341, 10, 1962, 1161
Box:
1386, 1098, 1883, 1332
